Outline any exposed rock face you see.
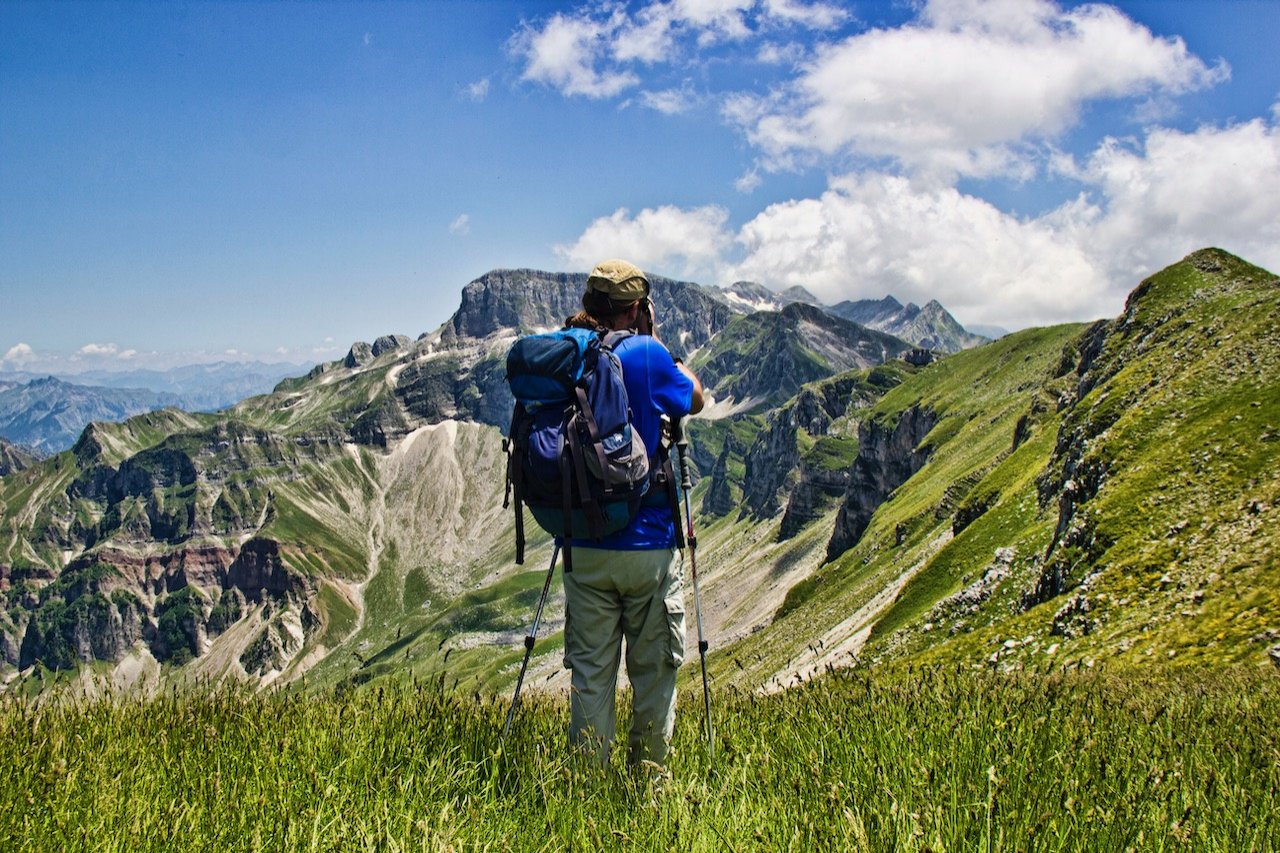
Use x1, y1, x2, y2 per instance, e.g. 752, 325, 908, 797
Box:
226, 539, 308, 602
17, 591, 148, 670
702, 431, 746, 517
351, 396, 412, 447
780, 462, 850, 540
0, 437, 39, 476
738, 367, 910, 537
372, 335, 411, 357
826, 405, 939, 561
393, 353, 515, 429
11, 537, 310, 670
240, 603, 307, 677
440, 269, 737, 360
444, 270, 586, 341
345, 342, 374, 369
742, 409, 805, 519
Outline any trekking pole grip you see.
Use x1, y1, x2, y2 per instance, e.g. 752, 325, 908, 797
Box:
671, 417, 693, 492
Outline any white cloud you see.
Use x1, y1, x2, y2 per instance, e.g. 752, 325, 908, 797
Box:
734, 168, 763, 193
1051, 116, 1280, 284
555, 205, 732, 281
463, 77, 491, 102
512, 0, 847, 98
363, 32, 373, 47
756, 40, 807, 65
638, 82, 699, 114
2, 342, 36, 368
511, 8, 639, 98
449, 214, 471, 236
729, 172, 1109, 327
537, 0, 1272, 331
732, 0, 1228, 180
558, 110, 1280, 330
78, 342, 119, 357
762, 0, 847, 30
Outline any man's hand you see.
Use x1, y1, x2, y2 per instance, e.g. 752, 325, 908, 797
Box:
636, 299, 657, 337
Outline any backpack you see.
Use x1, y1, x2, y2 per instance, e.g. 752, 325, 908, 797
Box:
504, 327, 658, 569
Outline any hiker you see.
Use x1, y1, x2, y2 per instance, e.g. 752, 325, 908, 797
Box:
560, 259, 704, 767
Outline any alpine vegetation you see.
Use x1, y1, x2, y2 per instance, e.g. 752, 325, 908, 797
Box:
0, 249, 1277, 848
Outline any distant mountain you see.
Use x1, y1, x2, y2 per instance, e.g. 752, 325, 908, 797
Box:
712, 285, 984, 353
692, 302, 915, 413
0, 377, 183, 452
713, 281, 823, 313
966, 323, 1010, 340
67, 361, 309, 410
778, 285, 824, 306
827, 295, 987, 352
0, 362, 310, 453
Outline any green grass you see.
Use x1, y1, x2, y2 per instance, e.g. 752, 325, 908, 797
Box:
1, 665, 1275, 851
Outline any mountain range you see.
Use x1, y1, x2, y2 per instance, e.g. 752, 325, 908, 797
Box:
0, 362, 309, 453
1, 249, 1275, 697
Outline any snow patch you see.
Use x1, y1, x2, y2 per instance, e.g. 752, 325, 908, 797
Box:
720, 291, 781, 313
697, 394, 761, 420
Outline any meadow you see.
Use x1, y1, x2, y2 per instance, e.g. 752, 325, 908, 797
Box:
3, 664, 1276, 851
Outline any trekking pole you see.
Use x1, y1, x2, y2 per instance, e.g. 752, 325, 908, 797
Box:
501, 541, 561, 740
672, 418, 714, 761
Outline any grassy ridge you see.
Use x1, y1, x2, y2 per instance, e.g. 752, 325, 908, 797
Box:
3, 665, 1276, 851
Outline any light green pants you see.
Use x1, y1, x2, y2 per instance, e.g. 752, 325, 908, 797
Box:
562, 546, 686, 766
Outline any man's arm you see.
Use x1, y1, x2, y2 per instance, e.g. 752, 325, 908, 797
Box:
635, 299, 703, 414
677, 361, 704, 415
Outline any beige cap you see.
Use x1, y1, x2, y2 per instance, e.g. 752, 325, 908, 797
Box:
586, 259, 650, 301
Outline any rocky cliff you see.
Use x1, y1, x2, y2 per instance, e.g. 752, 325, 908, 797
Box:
826, 405, 940, 561
439, 269, 736, 360
0, 437, 38, 476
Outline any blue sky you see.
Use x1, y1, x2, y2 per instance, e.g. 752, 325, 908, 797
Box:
2, 0, 1278, 373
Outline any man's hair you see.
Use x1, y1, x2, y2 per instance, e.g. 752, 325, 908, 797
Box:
566, 290, 640, 330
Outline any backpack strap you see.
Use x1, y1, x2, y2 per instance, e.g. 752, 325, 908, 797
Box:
599, 329, 633, 350
564, 405, 608, 539
573, 385, 613, 496
506, 407, 528, 565
558, 429, 574, 574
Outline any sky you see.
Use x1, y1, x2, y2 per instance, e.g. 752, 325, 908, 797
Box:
2, 0, 1279, 374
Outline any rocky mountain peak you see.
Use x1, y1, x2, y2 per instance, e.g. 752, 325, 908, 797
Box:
443, 269, 588, 343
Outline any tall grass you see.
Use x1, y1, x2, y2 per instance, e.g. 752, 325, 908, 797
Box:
2, 665, 1276, 851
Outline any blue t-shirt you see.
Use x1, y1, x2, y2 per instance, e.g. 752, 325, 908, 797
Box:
571, 334, 694, 551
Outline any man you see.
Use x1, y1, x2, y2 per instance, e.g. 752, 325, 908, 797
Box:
561, 259, 704, 767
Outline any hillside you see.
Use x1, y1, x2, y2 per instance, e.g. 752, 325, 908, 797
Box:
714, 248, 1279, 691
1, 250, 1276, 698
0, 268, 900, 693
